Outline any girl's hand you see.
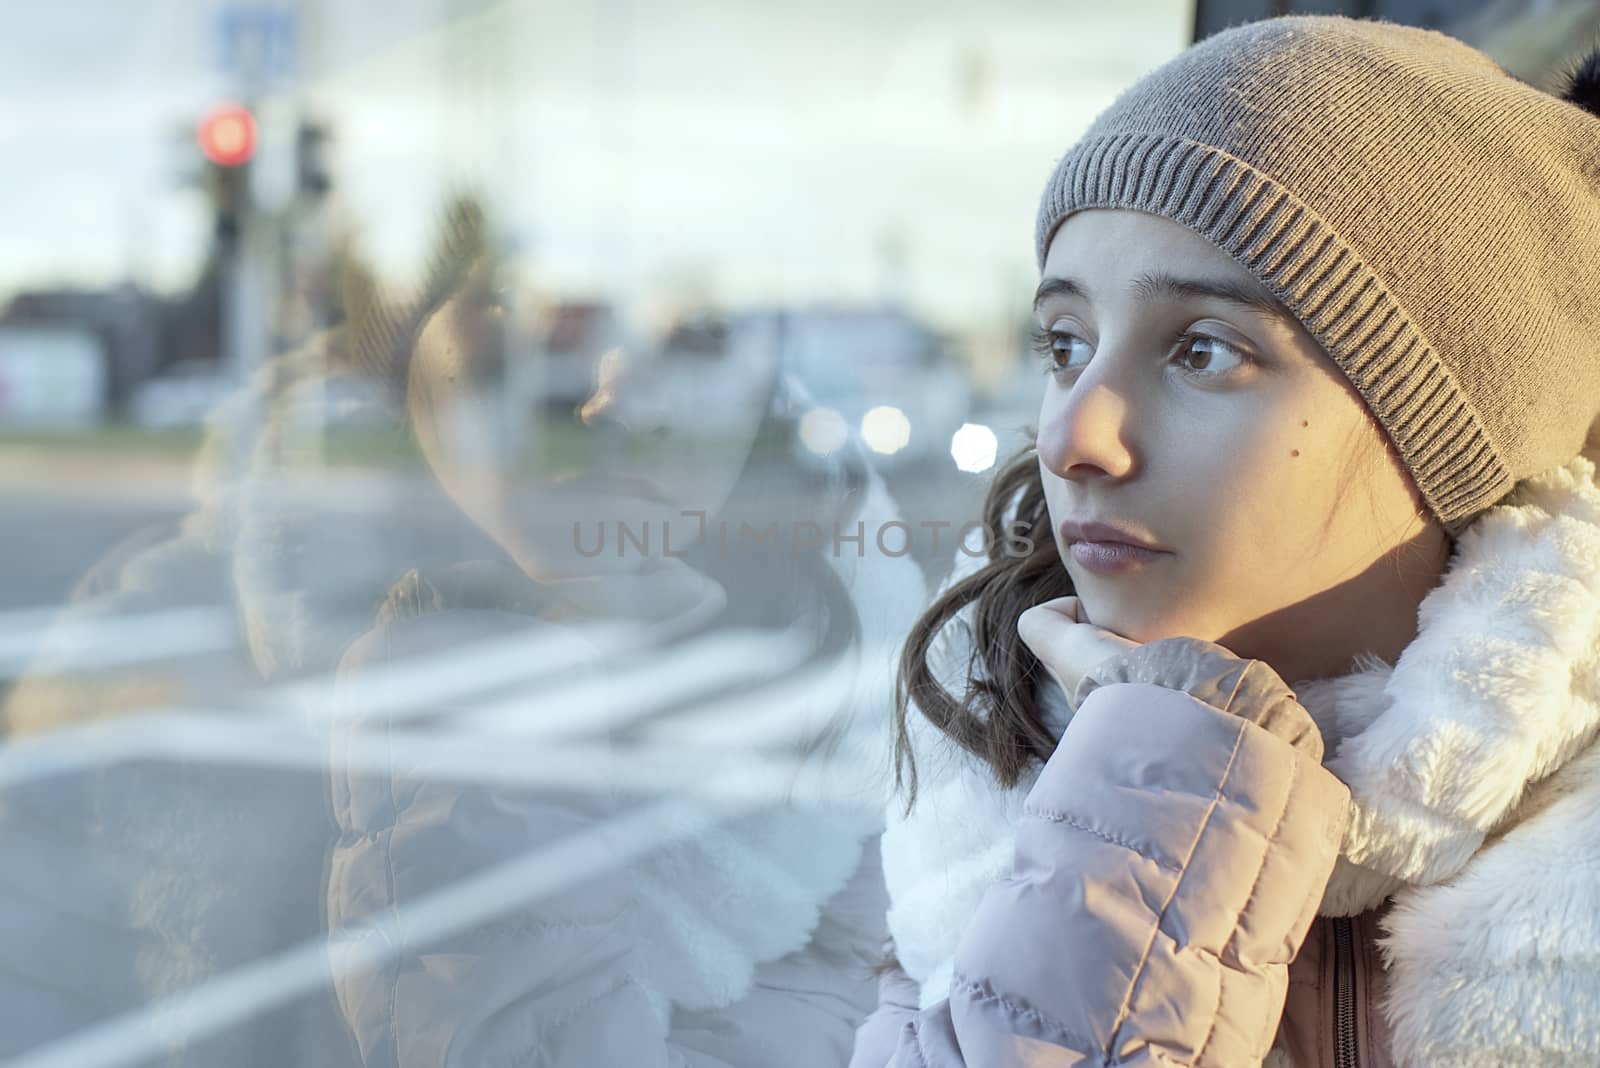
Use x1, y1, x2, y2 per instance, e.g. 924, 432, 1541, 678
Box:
1018, 595, 1142, 701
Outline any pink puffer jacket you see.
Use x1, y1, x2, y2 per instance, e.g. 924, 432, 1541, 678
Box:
850, 636, 1354, 1067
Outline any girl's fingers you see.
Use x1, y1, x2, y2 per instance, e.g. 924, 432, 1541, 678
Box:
1018, 597, 1141, 697
1033, 595, 1082, 624
1016, 598, 1078, 652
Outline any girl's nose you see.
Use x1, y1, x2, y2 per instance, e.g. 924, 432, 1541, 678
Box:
590, 402, 671, 439
578, 364, 672, 439
1036, 369, 1139, 484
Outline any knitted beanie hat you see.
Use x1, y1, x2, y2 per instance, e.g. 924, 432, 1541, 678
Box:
1033, 15, 1600, 535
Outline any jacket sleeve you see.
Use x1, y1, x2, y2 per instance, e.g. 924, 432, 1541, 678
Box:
854, 637, 1351, 1067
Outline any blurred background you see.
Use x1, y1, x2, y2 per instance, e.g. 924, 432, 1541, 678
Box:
0, 0, 1589, 608
0, 1, 1593, 1065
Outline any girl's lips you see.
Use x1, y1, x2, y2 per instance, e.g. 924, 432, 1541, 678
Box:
1068, 540, 1170, 575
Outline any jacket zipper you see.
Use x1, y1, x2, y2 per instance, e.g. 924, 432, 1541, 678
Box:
1331, 915, 1361, 1068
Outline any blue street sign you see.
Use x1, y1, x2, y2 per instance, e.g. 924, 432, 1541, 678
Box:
215, 5, 298, 87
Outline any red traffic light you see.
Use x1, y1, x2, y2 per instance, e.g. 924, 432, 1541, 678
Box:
197, 103, 257, 167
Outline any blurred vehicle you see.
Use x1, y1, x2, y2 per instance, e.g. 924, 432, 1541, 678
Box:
0, 324, 108, 429
741, 305, 973, 473
130, 360, 234, 429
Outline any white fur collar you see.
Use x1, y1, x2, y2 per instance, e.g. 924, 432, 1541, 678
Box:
883, 450, 1600, 1065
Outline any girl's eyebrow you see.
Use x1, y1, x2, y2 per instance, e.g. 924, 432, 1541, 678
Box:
1033, 271, 1293, 326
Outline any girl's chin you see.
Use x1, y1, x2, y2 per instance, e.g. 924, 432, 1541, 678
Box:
1074, 600, 1138, 640
1075, 600, 1203, 646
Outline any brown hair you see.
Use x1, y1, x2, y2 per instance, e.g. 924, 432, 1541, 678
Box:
890, 435, 1070, 813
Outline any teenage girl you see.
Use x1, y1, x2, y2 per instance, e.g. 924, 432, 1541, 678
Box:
853, 15, 1600, 1067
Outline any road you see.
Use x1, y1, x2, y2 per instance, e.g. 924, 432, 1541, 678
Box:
0, 437, 1014, 1067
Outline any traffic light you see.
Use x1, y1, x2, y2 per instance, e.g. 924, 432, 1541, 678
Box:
297, 119, 331, 199
196, 103, 256, 244
197, 102, 257, 168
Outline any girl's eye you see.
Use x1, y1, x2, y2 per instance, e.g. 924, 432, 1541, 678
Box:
1169, 331, 1253, 378
1029, 325, 1092, 375
1029, 325, 1256, 380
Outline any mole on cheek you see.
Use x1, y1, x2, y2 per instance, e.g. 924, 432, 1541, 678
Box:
1291, 449, 1300, 457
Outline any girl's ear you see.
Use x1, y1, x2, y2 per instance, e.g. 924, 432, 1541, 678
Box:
1557, 44, 1600, 118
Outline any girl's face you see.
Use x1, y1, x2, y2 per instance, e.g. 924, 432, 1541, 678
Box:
407, 284, 776, 582
574, 329, 778, 531
1035, 209, 1449, 683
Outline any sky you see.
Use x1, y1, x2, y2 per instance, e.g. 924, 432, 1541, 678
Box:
0, 0, 1192, 336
